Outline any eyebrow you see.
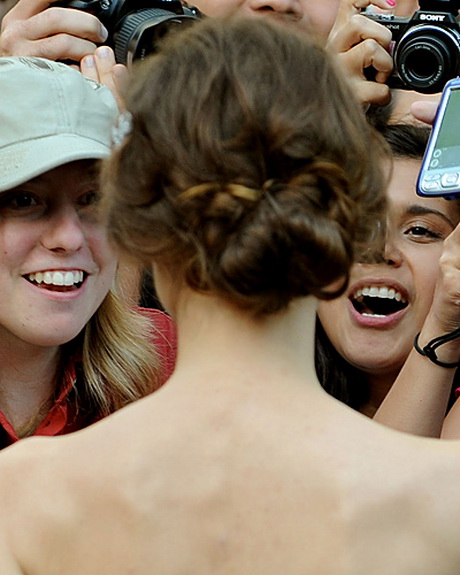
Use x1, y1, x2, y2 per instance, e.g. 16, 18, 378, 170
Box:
404, 204, 457, 229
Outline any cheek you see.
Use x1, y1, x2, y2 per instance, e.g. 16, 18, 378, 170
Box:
411, 250, 443, 311
192, 0, 240, 18
0, 224, 36, 262
300, 0, 341, 36
87, 229, 119, 288
317, 297, 348, 339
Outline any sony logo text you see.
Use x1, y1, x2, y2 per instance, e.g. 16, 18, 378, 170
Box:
419, 13, 446, 21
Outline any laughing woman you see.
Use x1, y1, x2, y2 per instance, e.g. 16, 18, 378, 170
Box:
317, 122, 460, 436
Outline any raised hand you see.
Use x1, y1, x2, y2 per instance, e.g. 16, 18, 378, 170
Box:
0, 0, 108, 62
80, 45, 129, 111
327, 0, 398, 107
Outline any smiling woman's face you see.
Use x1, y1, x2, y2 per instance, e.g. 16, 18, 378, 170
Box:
317, 156, 460, 380
0, 160, 117, 350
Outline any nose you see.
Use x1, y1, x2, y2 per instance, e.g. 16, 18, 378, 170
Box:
382, 231, 403, 267
359, 225, 404, 266
40, 206, 85, 254
248, 0, 303, 21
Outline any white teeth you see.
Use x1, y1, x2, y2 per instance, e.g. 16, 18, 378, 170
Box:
354, 285, 406, 303
27, 270, 84, 286
53, 272, 64, 286
64, 271, 76, 286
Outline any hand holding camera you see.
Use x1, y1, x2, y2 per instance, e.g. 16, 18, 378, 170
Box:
52, 0, 201, 66
0, 0, 108, 61
327, 0, 396, 108
365, 0, 460, 93
0, 0, 201, 66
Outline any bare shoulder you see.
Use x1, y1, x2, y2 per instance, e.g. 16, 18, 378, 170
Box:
0, 429, 127, 574
0, 536, 23, 575
0, 437, 64, 574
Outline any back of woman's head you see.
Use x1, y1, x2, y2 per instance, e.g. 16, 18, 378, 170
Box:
104, 16, 387, 316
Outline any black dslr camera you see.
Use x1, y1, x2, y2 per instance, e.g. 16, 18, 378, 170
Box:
365, 0, 460, 93
56, 0, 201, 66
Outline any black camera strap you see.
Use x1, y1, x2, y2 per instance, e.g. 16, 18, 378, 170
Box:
414, 328, 460, 368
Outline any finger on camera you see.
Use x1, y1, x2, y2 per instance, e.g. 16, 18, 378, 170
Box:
355, 81, 391, 106
9, 33, 97, 60
331, 0, 398, 32
329, 13, 392, 52
1, 5, 106, 58
1, 0, 54, 25
24, 7, 106, 42
360, 37, 393, 73
337, 40, 392, 78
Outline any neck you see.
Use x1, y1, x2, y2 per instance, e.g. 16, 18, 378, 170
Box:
360, 371, 399, 417
0, 343, 60, 436
171, 288, 320, 391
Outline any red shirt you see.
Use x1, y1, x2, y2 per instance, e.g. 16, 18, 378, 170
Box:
0, 308, 177, 449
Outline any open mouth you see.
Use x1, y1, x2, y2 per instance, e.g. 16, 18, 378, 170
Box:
351, 286, 408, 318
25, 270, 86, 292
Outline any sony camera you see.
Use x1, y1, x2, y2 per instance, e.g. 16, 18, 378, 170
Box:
56, 0, 201, 66
365, 0, 460, 93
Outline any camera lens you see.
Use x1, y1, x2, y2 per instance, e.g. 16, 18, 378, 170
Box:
113, 8, 199, 66
394, 24, 460, 93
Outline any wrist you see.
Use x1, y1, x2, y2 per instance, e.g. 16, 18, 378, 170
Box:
414, 328, 460, 368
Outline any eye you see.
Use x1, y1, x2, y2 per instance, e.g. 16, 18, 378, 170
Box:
404, 224, 443, 241
0, 191, 40, 216
79, 190, 101, 207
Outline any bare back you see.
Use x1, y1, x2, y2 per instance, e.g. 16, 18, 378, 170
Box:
2, 369, 460, 575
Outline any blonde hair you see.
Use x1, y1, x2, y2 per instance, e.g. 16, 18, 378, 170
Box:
64, 287, 161, 418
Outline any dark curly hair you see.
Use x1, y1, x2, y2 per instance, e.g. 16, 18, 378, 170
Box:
103, 16, 388, 316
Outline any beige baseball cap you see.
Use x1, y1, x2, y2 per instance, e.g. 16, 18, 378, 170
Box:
0, 57, 119, 192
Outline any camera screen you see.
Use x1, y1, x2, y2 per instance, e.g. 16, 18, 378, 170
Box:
428, 88, 460, 171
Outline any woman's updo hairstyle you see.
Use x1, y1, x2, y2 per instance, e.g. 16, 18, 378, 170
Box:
103, 16, 388, 316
